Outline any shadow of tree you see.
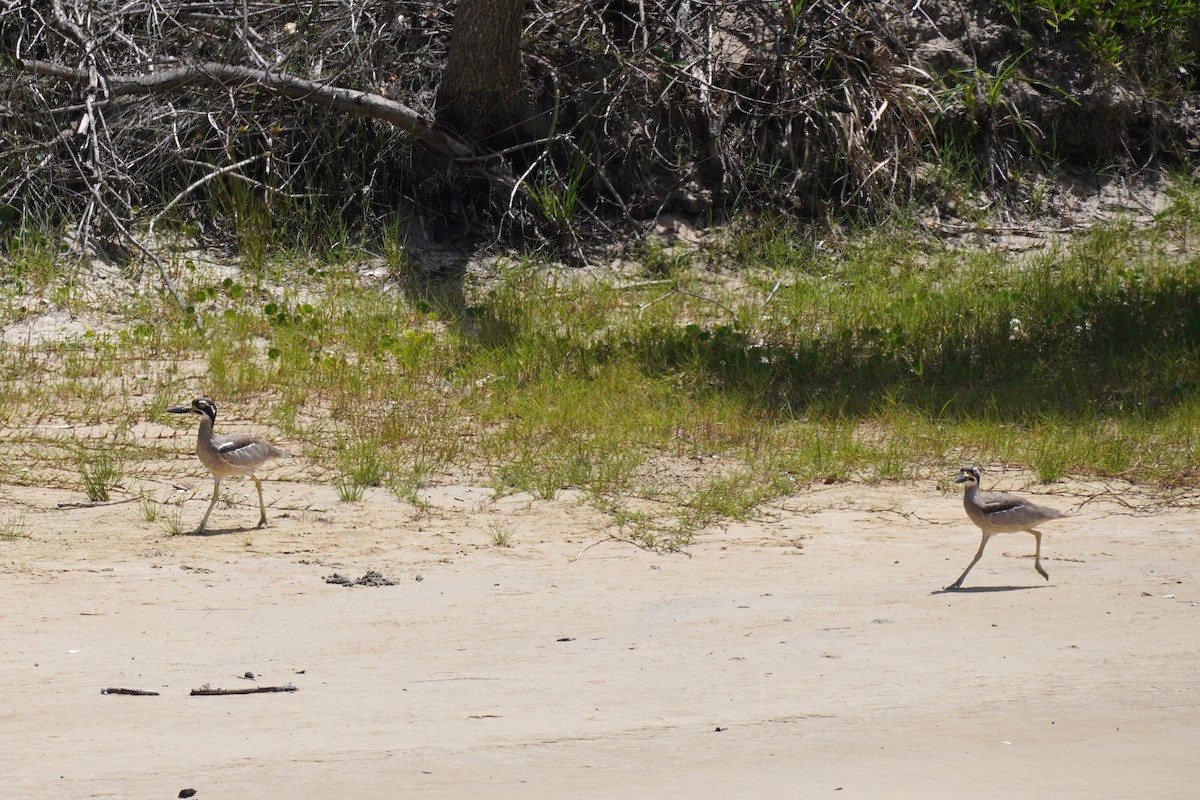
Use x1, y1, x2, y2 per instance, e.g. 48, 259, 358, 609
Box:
391, 248, 518, 351
611, 278, 1200, 420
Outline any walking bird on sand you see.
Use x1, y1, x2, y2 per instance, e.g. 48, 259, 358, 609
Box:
168, 398, 293, 534
947, 465, 1066, 590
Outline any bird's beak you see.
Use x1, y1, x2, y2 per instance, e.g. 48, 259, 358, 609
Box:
954, 474, 968, 483
167, 404, 193, 414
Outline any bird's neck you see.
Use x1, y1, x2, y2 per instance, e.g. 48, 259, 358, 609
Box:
198, 415, 215, 442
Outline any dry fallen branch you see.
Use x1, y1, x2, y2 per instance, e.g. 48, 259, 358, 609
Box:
101, 687, 160, 696
57, 497, 141, 509
190, 684, 297, 696
18, 59, 473, 159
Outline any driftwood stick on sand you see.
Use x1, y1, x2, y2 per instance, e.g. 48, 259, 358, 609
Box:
58, 498, 142, 510
190, 684, 297, 696
101, 687, 160, 696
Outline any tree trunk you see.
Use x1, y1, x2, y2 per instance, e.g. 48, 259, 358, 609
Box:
436, 0, 541, 148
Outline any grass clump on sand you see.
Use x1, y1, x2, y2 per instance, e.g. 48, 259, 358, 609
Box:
0, 513, 29, 540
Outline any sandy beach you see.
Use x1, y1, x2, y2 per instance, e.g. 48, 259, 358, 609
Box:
2, 475, 1197, 799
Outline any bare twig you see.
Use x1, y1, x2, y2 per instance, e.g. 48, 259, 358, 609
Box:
86, 186, 200, 330
638, 284, 738, 322
190, 684, 297, 696
57, 497, 141, 509
148, 153, 264, 241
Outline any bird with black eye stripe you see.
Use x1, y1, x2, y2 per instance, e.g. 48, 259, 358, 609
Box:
168, 398, 293, 534
947, 465, 1067, 590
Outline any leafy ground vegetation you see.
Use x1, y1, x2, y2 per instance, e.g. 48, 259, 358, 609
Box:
2, 190, 1199, 549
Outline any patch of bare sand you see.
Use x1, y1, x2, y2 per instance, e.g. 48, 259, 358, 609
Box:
1, 478, 1197, 799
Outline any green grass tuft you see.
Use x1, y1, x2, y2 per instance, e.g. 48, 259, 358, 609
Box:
0, 512, 28, 539
487, 519, 515, 547
334, 475, 366, 503
78, 448, 126, 503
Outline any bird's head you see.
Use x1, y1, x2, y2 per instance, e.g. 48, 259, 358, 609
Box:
955, 465, 981, 487
168, 397, 217, 423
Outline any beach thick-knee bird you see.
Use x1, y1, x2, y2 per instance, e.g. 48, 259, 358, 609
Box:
947, 465, 1066, 590
168, 398, 292, 534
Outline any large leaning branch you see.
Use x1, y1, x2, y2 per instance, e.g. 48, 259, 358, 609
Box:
18, 59, 475, 160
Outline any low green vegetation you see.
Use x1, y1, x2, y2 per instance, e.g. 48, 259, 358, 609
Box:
77, 444, 128, 503
488, 519, 515, 548
1001, 0, 1200, 73
159, 503, 188, 536
1, 188, 1199, 549
930, 49, 1078, 189
138, 493, 160, 523
333, 475, 367, 503
0, 512, 28, 540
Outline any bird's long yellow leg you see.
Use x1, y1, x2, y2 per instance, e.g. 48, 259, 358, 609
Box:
252, 474, 268, 528
948, 531, 991, 590
1030, 529, 1049, 581
196, 478, 221, 534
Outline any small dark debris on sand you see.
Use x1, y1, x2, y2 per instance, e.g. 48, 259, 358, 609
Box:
325, 570, 396, 587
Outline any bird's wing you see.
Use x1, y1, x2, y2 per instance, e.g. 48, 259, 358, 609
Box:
979, 490, 1064, 524
977, 491, 1026, 513
212, 434, 289, 468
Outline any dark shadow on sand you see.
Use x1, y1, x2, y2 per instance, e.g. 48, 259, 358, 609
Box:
930, 584, 1049, 595
185, 525, 260, 537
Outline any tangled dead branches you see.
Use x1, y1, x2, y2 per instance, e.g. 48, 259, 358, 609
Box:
2, 0, 932, 253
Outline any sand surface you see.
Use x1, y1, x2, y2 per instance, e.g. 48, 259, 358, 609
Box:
2, 475, 1198, 799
